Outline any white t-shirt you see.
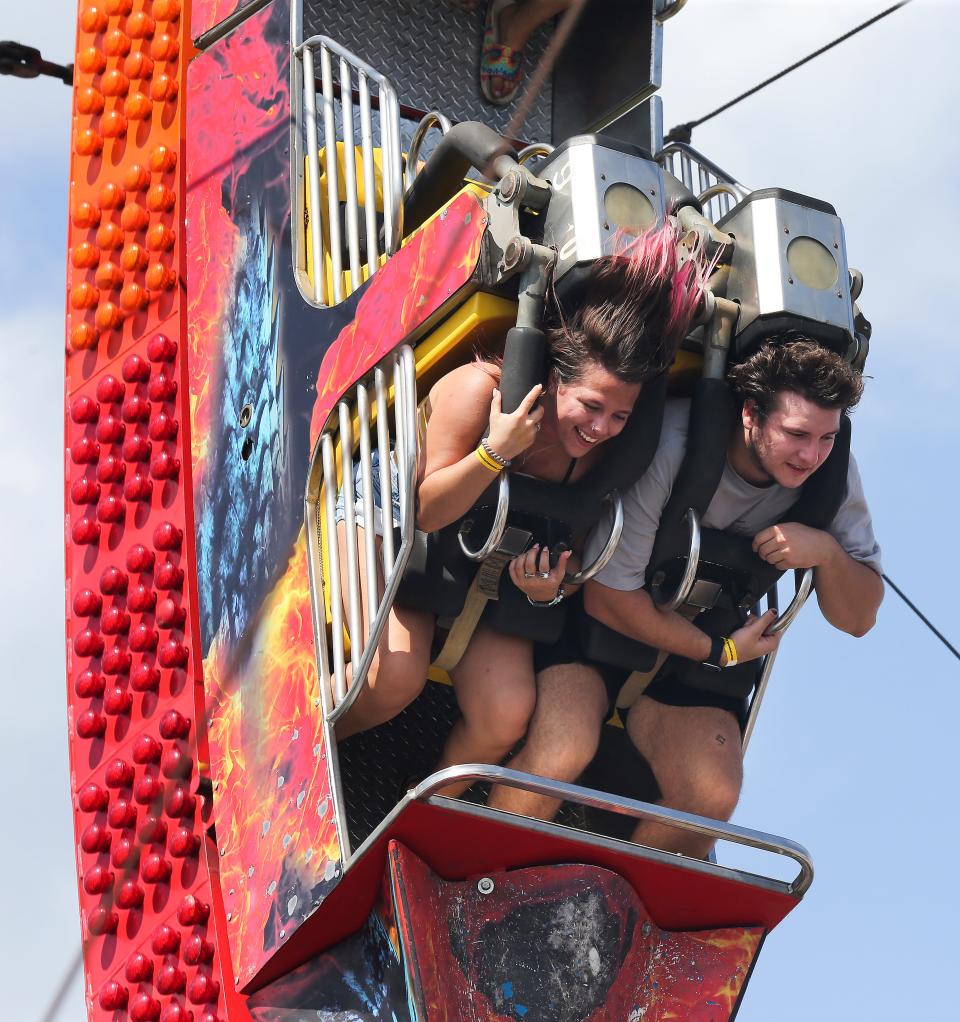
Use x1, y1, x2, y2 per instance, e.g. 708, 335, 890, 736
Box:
586, 398, 883, 592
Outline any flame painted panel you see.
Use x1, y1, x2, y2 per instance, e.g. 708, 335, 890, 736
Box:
185, 0, 355, 987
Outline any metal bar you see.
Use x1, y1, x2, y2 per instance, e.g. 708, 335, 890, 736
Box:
411, 764, 814, 896
656, 0, 689, 23
396, 346, 419, 542
392, 356, 407, 523
321, 435, 347, 702
383, 85, 404, 251
742, 585, 780, 752
193, 0, 273, 50
309, 503, 335, 716
348, 786, 809, 900
301, 46, 326, 306
339, 56, 362, 288
767, 567, 813, 635
405, 110, 452, 191
458, 473, 510, 562
358, 71, 379, 277
338, 401, 362, 679
658, 508, 701, 610
327, 351, 418, 726
565, 492, 623, 583
320, 44, 344, 304
680, 152, 694, 193
298, 34, 391, 85
374, 365, 395, 573
356, 383, 378, 638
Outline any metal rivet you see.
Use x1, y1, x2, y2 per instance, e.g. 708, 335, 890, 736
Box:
477, 877, 494, 895
226, 912, 232, 921
783, 226, 790, 234
279, 929, 285, 938
787, 277, 794, 285
650, 187, 656, 196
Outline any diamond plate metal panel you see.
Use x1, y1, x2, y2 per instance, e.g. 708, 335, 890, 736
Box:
302, 0, 555, 143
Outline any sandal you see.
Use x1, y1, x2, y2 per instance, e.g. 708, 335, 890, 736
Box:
480, 0, 524, 106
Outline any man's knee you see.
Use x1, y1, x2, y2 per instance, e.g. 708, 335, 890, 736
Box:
664, 761, 742, 823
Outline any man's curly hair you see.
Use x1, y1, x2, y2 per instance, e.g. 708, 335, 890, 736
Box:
728, 335, 864, 418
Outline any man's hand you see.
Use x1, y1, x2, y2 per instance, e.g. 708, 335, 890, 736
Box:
728, 608, 781, 664
752, 522, 838, 571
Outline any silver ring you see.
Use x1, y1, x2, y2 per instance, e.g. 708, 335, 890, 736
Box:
537, 571, 551, 579
523, 572, 535, 578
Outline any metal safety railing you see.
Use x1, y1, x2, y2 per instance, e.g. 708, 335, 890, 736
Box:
313, 345, 418, 729
657, 141, 749, 223
404, 111, 451, 192
294, 35, 404, 307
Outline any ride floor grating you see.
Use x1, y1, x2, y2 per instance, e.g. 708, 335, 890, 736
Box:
302, 0, 556, 144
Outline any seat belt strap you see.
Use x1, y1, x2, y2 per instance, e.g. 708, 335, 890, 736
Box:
433, 526, 531, 672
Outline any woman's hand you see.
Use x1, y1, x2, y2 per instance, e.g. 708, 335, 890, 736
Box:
486, 384, 544, 462
508, 544, 571, 603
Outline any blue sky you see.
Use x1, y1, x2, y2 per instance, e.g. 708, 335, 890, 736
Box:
0, 1, 957, 1019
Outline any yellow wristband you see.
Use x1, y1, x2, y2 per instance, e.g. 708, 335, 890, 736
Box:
723, 636, 738, 667
475, 445, 501, 473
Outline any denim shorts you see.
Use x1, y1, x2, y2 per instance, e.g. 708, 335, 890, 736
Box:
334, 448, 402, 535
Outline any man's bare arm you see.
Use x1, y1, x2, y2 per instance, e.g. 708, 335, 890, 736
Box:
753, 522, 883, 637
584, 582, 780, 663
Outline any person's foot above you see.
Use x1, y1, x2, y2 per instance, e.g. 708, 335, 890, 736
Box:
481, 0, 524, 106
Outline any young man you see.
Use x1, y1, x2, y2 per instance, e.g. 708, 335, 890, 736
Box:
488, 338, 884, 857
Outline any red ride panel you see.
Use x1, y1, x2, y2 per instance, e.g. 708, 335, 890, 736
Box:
389, 840, 763, 1022
66, 0, 243, 1018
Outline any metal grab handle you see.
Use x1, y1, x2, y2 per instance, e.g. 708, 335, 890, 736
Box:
654, 508, 701, 611
766, 568, 813, 636
411, 764, 814, 897
697, 182, 742, 206
458, 473, 510, 562
405, 110, 452, 192
565, 492, 623, 584
517, 142, 554, 165
657, 0, 689, 23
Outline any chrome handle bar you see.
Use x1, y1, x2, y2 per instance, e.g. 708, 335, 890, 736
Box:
655, 508, 701, 611
458, 472, 510, 562
766, 568, 813, 636
565, 492, 623, 585
411, 764, 813, 897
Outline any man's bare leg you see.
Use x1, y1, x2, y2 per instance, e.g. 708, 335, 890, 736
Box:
625, 697, 743, 858
487, 662, 608, 819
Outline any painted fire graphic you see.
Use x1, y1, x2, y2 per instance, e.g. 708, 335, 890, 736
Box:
185, 0, 345, 986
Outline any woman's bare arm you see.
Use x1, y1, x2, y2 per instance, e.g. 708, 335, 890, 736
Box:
416, 365, 542, 532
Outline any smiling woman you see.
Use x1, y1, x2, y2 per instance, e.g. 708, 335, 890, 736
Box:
333, 222, 709, 791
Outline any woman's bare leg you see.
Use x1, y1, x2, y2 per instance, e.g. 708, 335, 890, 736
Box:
333, 522, 435, 739
434, 624, 537, 796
